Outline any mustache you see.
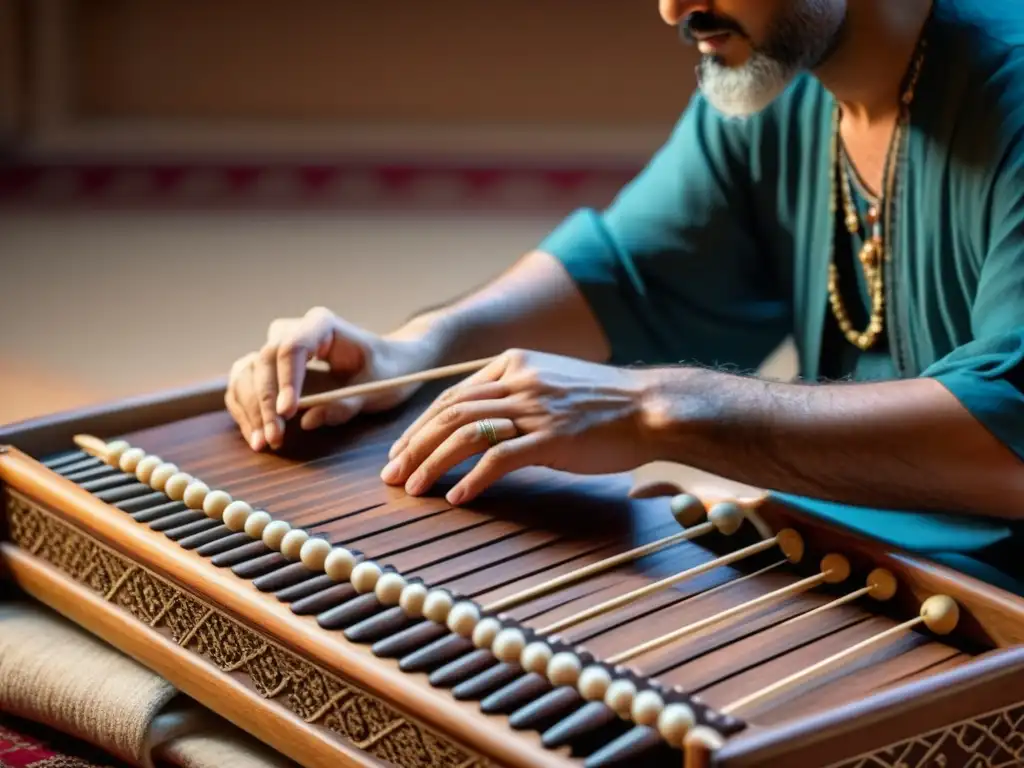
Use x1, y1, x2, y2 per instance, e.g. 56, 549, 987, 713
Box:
680, 11, 747, 43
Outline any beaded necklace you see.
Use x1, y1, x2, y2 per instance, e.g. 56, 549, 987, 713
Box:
826, 34, 928, 351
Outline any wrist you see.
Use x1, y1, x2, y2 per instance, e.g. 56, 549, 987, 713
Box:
633, 366, 705, 463
383, 309, 456, 370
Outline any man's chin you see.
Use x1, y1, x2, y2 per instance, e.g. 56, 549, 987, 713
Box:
700, 88, 786, 118
696, 57, 794, 118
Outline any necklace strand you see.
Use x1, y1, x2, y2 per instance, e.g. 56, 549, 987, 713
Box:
826, 38, 927, 351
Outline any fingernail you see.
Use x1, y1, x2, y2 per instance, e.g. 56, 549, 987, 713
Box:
405, 472, 424, 495
250, 429, 264, 451
277, 388, 293, 416
380, 458, 401, 483
447, 487, 464, 505
265, 420, 280, 446
273, 418, 287, 447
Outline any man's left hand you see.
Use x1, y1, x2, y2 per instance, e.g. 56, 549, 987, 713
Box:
380, 349, 656, 505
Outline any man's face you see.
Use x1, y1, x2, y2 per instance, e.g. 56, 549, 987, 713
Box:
663, 1, 847, 117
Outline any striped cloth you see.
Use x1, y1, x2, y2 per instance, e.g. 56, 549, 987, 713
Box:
0, 711, 127, 768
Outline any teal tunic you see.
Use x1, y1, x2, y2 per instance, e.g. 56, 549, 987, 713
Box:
538, 0, 1024, 594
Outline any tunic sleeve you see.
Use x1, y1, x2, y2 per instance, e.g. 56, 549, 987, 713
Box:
923, 128, 1024, 463
538, 93, 791, 369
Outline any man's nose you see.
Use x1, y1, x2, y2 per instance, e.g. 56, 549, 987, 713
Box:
659, 1, 711, 26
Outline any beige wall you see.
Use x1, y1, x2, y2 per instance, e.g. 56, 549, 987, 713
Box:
74, 0, 695, 124
9, 0, 700, 162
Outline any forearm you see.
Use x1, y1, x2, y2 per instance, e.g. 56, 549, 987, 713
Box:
637, 367, 1024, 519
387, 250, 611, 366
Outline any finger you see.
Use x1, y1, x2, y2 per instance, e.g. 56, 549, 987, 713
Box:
224, 389, 254, 446
266, 317, 298, 345
387, 353, 514, 460
299, 405, 327, 431
401, 417, 518, 496
445, 431, 549, 505
255, 345, 286, 449
324, 395, 366, 426
388, 375, 502, 460
389, 378, 510, 461
232, 362, 266, 451
383, 388, 517, 483
299, 395, 367, 431
276, 308, 338, 419
321, 396, 367, 428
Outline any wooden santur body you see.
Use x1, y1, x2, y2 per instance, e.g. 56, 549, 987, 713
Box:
1, 380, 1022, 768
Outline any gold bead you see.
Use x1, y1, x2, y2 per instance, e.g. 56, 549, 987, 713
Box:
859, 241, 878, 266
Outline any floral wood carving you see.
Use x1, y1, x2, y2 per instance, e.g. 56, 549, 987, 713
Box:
826, 703, 1024, 768
4, 494, 490, 768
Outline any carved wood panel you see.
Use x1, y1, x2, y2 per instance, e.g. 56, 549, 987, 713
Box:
825, 704, 1024, 768
4, 493, 492, 768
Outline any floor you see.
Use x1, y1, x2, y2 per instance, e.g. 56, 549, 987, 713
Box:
0, 207, 563, 423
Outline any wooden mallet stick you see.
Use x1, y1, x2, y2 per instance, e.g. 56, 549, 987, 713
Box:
295, 356, 497, 410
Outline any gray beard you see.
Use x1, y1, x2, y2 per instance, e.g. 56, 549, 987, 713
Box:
697, 53, 796, 118
694, 0, 844, 118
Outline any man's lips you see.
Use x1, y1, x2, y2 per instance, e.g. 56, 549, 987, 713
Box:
694, 31, 733, 53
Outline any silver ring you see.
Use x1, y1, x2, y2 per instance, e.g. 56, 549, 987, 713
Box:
476, 419, 500, 447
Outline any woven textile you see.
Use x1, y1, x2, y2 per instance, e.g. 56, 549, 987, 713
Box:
0, 603, 175, 766
0, 601, 295, 768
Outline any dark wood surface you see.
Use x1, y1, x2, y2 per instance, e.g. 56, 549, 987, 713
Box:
711, 644, 1024, 768
113, 399, 991, 727
754, 499, 1024, 648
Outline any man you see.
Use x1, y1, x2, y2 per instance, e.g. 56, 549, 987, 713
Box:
226, 0, 1024, 593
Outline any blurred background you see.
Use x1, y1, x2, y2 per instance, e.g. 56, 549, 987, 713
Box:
0, 0, 795, 426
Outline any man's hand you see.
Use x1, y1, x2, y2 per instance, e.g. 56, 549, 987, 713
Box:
380, 349, 657, 505
380, 351, 1024, 519
225, 306, 440, 451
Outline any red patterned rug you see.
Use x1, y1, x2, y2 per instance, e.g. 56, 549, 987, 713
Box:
0, 713, 128, 768
0, 162, 634, 214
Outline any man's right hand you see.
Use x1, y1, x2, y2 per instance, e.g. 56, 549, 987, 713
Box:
225, 306, 439, 451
